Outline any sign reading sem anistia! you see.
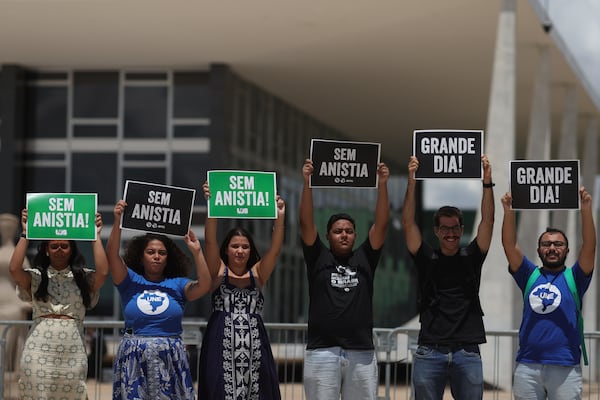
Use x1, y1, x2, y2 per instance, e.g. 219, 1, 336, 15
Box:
510, 160, 580, 210
207, 170, 277, 219
413, 129, 483, 179
121, 181, 196, 236
26, 193, 97, 240
309, 139, 380, 188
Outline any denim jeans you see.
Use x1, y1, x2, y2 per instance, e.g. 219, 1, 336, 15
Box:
412, 344, 483, 400
513, 362, 582, 400
303, 347, 378, 400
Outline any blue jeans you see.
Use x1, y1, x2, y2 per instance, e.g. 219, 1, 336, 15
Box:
303, 347, 378, 400
513, 362, 582, 400
412, 344, 483, 400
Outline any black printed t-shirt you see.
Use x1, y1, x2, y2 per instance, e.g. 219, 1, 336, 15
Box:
412, 239, 487, 346
302, 234, 381, 350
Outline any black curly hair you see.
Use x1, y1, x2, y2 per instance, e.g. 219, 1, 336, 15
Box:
32, 240, 93, 309
123, 233, 191, 278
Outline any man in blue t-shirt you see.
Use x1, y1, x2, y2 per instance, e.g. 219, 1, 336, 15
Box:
501, 187, 596, 400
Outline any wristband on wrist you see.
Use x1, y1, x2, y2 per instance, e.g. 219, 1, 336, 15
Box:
482, 182, 495, 188
20, 233, 27, 238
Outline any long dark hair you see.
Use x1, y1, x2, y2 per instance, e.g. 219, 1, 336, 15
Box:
32, 240, 92, 309
219, 227, 261, 269
123, 233, 191, 278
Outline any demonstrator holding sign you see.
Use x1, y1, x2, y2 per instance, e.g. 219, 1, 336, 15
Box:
402, 154, 494, 399
107, 199, 211, 399
198, 181, 285, 400
9, 207, 109, 399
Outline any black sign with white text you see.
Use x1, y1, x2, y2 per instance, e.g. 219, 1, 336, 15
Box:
309, 139, 380, 188
510, 160, 580, 210
121, 181, 196, 236
413, 130, 483, 179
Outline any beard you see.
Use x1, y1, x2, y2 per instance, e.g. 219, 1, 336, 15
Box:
540, 252, 567, 269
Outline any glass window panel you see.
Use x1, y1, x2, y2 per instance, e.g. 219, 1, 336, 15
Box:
125, 72, 168, 81
173, 125, 210, 138
24, 153, 65, 161
123, 167, 166, 186
173, 72, 209, 118
25, 71, 68, 81
24, 166, 65, 193
72, 153, 117, 205
25, 86, 67, 138
73, 125, 117, 138
124, 87, 167, 138
172, 154, 211, 204
124, 153, 165, 161
73, 71, 119, 118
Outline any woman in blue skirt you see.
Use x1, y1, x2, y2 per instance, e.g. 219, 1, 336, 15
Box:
107, 199, 211, 399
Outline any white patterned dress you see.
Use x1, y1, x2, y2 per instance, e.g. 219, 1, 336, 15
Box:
17, 266, 98, 400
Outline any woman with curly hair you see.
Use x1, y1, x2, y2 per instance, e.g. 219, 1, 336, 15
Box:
197, 182, 285, 400
9, 208, 109, 399
107, 199, 211, 399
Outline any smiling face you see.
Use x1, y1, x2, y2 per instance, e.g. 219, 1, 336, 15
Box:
326, 219, 356, 257
47, 240, 72, 270
142, 239, 168, 281
434, 215, 463, 255
537, 232, 569, 269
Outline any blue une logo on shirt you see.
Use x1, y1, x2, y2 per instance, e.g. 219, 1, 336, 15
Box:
529, 284, 562, 314
136, 290, 170, 315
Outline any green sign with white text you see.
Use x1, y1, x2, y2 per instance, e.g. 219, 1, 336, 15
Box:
207, 170, 277, 219
26, 193, 98, 240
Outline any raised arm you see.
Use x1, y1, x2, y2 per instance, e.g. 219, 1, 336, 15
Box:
578, 186, 596, 276
183, 229, 212, 300
9, 209, 32, 293
476, 154, 495, 252
90, 213, 109, 292
299, 159, 317, 245
203, 181, 224, 280
105, 200, 128, 285
254, 195, 286, 286
501, 192, 524, 273
368, 163, 390, 250
401, 156, 423, 255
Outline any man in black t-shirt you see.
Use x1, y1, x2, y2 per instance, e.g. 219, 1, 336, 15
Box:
299, 158, 390, 400
401, 155, 494, 400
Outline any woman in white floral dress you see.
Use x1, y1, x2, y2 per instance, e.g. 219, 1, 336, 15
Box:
9, 208, 109, 400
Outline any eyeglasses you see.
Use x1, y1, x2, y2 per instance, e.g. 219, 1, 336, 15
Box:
437, 225, 462, 234
540, 241, 566, 248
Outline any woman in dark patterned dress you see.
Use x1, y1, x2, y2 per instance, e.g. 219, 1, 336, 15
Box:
198, 182, 284, 400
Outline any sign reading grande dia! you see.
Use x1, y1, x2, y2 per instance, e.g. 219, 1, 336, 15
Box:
121, 181, 196, 236
413, 129, 483, 179
510, 160, 580, 210
26, 193, 97, 240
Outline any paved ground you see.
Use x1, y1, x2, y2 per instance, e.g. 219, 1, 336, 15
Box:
3, 373, 516, 400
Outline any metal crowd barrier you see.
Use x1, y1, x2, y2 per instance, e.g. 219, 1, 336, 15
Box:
2, 320, 600, 399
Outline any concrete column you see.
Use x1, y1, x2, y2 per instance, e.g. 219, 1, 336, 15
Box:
551, 85, 578, 261
581, 116, 598, 379
516, 46, 552, 264
477, 0, 516, 390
